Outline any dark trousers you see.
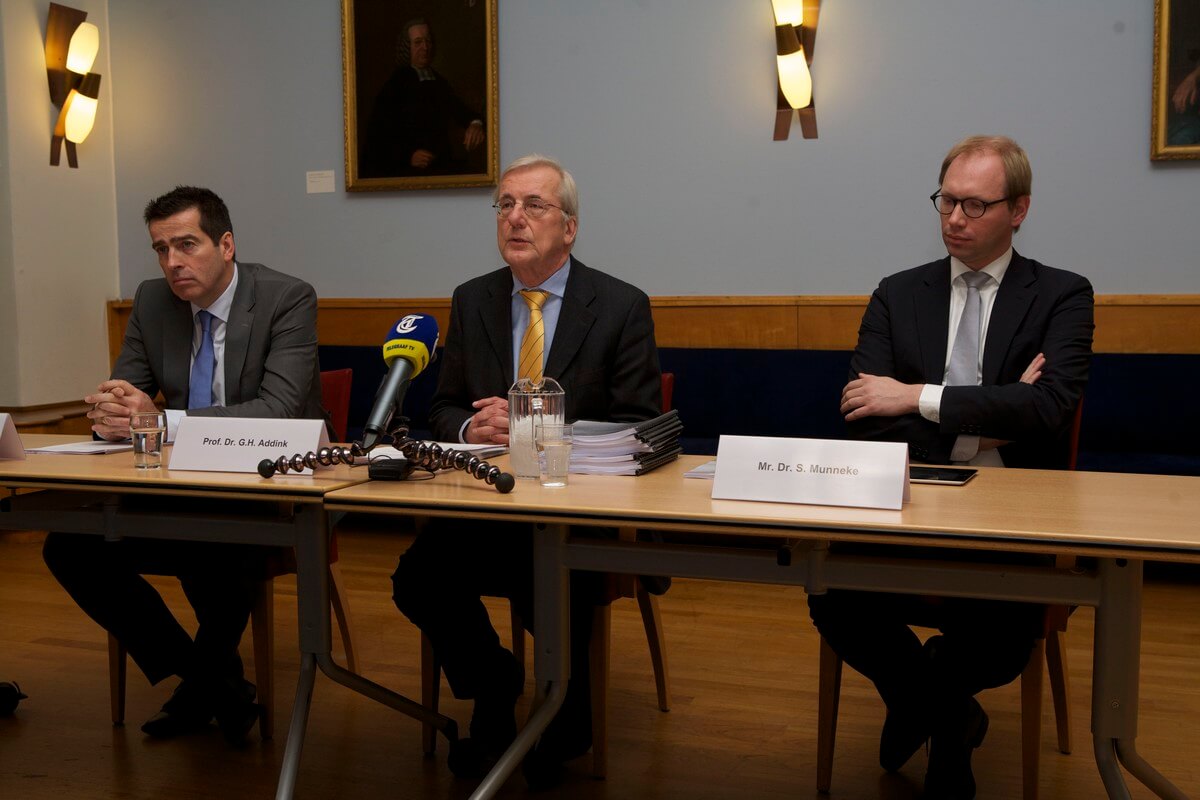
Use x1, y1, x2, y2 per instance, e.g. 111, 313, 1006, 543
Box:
392, 519, 600, 710
43, 531, 268, 687
808, 587, 1042, 727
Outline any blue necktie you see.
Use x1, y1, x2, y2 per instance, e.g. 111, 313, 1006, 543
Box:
189, 310, 216, 409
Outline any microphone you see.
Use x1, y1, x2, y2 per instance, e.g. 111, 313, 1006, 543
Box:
360, 314, 439, 451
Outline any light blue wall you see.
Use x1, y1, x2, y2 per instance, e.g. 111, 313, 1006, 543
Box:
109, 0, 1199, 298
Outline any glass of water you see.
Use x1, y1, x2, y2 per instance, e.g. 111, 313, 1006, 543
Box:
130, 411, 166, 469
535, 423, 573, 488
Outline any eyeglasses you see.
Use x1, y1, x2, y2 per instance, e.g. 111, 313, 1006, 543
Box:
492, 198, 562, 219
930, 192, 1009, 219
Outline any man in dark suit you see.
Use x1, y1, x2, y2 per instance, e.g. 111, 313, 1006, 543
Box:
810, 136, 1094, 799
392, 154, 661, 787
43, 186, 324, 745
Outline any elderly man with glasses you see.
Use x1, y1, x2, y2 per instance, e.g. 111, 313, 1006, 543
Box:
391, 154, 662, 789
810, 136, 1094, 799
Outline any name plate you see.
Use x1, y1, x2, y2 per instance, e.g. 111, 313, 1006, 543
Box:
711, 435, 910, 510
169, 417, 329, 473
0, 413, 25, 461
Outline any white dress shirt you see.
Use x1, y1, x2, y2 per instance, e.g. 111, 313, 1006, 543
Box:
164, 264, 239, 439
917, 249, 1012, 465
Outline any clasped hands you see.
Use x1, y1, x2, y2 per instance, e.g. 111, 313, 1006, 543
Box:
85, 380, 160, 440
464, 396, 509, 445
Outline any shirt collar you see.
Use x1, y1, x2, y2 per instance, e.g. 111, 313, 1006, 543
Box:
191, 262, 239, 323
511, 256, 572, 298
950, 248, 1012, 287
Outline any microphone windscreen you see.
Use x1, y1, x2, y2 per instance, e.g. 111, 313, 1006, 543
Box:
381, 314, 440, 377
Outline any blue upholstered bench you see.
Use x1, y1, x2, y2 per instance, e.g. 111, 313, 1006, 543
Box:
318, 346, 1200, 477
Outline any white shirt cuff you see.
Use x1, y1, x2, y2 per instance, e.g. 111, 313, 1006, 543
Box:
457, 418, 470, 444
918, 384, 943, 423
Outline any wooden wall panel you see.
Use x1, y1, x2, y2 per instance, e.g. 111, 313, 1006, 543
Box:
1094, 296, 1200, 354
314, 300, 453, 347
105, 294, 1200, 371
651, 297, 799, 348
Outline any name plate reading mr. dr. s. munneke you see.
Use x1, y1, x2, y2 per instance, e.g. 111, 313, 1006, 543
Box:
711, 435, 910, 510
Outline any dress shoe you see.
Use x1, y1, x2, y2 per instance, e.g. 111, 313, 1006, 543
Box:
924, 697, 989, 800
879, 706, 929, 772
446, 711, 517, 780
447, 653, 523, 780
522, 743, 568, 792
212, 678, 261, 746
141, 681, 213, 738
521, 677, 593, 791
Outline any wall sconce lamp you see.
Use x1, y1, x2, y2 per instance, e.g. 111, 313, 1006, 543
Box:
45, 3, 103, 168
772, 0, 819, 140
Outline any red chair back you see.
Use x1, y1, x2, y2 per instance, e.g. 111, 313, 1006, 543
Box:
660, 372, 675, 413
1067, 398, 1084, 471
320, 369, 353, 442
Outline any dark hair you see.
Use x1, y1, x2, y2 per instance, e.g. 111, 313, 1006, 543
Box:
142, 186, 233, 246
396, 18, 431, 65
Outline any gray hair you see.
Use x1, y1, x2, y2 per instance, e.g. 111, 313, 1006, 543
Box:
494, 153, 579, 222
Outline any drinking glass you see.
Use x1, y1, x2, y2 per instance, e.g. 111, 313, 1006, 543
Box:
130, 411, 166, 469
535, 423, 573, 487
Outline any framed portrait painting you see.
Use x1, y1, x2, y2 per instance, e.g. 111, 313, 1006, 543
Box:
1152, 0, 1200, 160
342, 0, 499, 190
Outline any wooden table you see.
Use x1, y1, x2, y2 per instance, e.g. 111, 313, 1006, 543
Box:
0, 435, 457, 800
326, 454, 1200, 800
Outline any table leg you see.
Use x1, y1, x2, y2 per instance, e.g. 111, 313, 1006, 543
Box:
316, 654, 457, 737
277, 504, 460, 797
470, 521, 571, 800
276, 653, 317, 800
1091, 558, 1189, 800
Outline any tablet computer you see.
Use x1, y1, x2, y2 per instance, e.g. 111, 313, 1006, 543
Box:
909, 466, 978, 485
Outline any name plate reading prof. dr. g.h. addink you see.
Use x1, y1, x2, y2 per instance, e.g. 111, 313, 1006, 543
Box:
711, 435, 910, 511
168, 416, 329, 474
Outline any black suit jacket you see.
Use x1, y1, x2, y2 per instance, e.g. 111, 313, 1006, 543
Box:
111, 262, 324, 420
848, 252, 1094, 468
429, 258, 662, 441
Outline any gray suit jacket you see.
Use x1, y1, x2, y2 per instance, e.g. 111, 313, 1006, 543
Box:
429, 258, 662, 441
111, 261, 324, 420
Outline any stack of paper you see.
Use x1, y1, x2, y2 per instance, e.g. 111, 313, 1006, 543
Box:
569, 410, 683, 476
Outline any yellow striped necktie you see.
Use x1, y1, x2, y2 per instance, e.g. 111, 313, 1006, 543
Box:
517, 289, 550, 384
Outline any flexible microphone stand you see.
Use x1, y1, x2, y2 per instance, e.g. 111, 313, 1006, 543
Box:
257, 418, 515, 493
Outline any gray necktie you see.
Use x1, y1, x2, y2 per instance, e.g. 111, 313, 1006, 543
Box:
946, 271, 990, 386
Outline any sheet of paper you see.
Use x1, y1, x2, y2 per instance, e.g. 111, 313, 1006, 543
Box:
683, 459, 717, 479
25, 441, 133, 455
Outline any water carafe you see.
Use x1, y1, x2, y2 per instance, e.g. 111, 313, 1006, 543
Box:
508, 377, 564, 479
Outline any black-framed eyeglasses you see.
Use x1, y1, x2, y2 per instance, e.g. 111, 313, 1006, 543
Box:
930, 192, 1009, 219
492, 198, 562, 219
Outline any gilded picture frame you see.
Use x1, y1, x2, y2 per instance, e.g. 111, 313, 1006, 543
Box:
342, 0, 499, 190
1152, 0, 1200, 160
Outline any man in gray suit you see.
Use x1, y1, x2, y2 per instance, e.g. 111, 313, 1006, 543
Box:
43, 186, 323, 745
